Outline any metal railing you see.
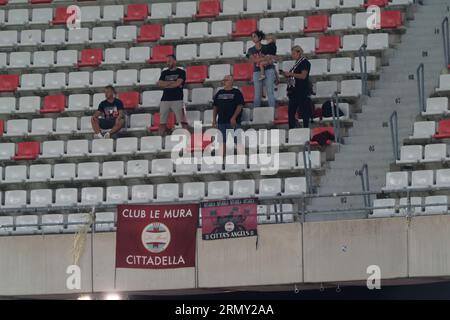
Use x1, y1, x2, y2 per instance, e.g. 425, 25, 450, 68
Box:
416, 63, 426, 113
358, 44, 369, 96
389, 110, 400, 161
302, 141, 314, 194
331, 92, 342, 144
360, 163, 371, 208
442, 17, 450, 68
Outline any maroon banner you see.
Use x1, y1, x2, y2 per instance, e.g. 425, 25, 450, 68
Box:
115, 203, 199, 269
201, 198, 257, 240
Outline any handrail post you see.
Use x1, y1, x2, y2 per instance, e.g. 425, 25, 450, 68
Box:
358, 44, 369, 96
416, 63, 425, 113
442, 17, 449, 68
302, 141, 313, 194
331, 93, 341, 144
389, 111, 400, 161
359, 164, 370, 209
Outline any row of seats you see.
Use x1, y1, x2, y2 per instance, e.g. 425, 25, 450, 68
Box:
436, 74, 450, 93
0, 127, 317, 159
384, 169, 450, 190
0, 1, 410, 27
372, 195, 449, 218
0, 39, 385, 70
0, 103, 348, 136
397, 144, 450, 164
0, 69, 361, 100
0, 203, 295, 235
0, 152, 321, 184
0, 177, 307, 208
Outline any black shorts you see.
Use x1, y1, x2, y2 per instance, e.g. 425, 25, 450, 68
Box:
99, 118, 116, 130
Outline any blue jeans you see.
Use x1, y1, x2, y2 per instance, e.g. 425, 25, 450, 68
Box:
253, 68, 276, 108
217, 123, 240, 144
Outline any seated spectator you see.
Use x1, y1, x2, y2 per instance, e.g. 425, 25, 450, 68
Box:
91, 85, 124, 139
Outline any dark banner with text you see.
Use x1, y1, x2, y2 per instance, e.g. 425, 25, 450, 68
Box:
201, 198, 257, 240
116, 203, 199, 269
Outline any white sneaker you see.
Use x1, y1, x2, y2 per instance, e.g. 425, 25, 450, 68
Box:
103, 132, 111, 139
94, 133, 103, 139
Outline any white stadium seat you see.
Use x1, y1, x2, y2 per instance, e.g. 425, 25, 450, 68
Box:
319, 0, 339, 9
91, 139, 114, 156
342, 35, 365, 52
410, 121, 436, 139
20, 30, 41, 46
398, 145, 423, 164
367, 33, 389, 51
44, 72, 66, 90
129, 47, 150, 63
42, 141, 64, 158
116, 69, 138, 86
0, 31, 18, 47
104, 48, 126, 65
0, 97, 15, 114
115, 26, 137, 42
259, 178, 282, 196
29, 164, 51, 182
151, 3, 173, 19
81, 187, 103, 205
206, 181, 230, 199
9, 52, 31, 68
270, 0, 293, 12
44, 29, 65, 45
294, 37, 316, 54
0, 143, 15, 160
92, 27, 113, 43
4, 190, 27, 208
20, 74, 43, 91
66, 140, 89, 156
163, 23, 185, 40
156, 183, 179, 202
199, 43, 221, 60
92, 70, 114, 87
284, 177, 307, 195
140, 68, 161, 85
116, 137, 139, 154
95, 212, 115, 232
186, 22, 209, 39
126, 160, 149, 177
31, 8, 52, 25
77, 162, 100, 180
222, 41, 245, 58
211, 21, 232, 37
183, 182, 205, 200
80, 5, 100, 22
68, 28, 89, 44
55, 188, 78, 206
131, 185, 154, 203
29, 189, 52, 207
175, 2, 196, 18
423, 144, 447, 162
15, 215, 38, 234
222, 0, 244, 15
56, 117, 77, 134
436, 169, 450, 187
410, 170, 434, 189
424, 196, 448, 215
41, 214, 64, 233
53, 163, 76, 181
259, 18, 281, 34
68, 71, 90, 89
139, 136, 162, 153
6, 119, 29, 136
7, 9, 29, 26
423, 97, 448, 115
384, 172, 409, 190
330, 13, 353, 30
31, 118, 53, 135
176, 44, 198, 61
232, 180, 255, 197
372, 199, 396, 218
294, 0, 316, 11
106, 186, 128, 204
399, 197, 422, 216
5, 165, 27, 183
102, 5, 124, 22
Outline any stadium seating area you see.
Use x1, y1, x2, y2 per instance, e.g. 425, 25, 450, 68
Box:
0, 0, 415, 234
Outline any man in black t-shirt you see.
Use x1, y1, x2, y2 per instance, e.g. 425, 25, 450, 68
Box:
212, 75, 244, 151
157, 54, 187, 136
91, 85, 124, 139
281, 46, 312, 129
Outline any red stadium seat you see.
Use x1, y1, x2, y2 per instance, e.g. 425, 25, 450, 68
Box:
433, 120, 450, 139
31, 0, 52, 3
149, 112, 176, 132
0, 0, 7, 5
304, 15, 329, 33
0, 119, 4, 137
124, 4, 148, 22
196, 0, 220, 18
316, 36, 341, 54
148, 46, 174, 64
232, 19, 257, 38
233, 63, 253, 81
78, 48, 103, 67
364, 0, 388, 8
41, 95, 66, 113
310, 127, 335, 146
0, 75, 19, 92
118, 91, 140, 110
241, 86, 254, 103
13, 142, 40, 161
186, 66, 208, 84
137, 24, 162, 42
189, 132, 214, 152
381, 10, 402, 29
273, 106, 288, 125
53, 6, 71, 25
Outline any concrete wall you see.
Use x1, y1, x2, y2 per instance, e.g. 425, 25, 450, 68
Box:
1, 216, 450, 296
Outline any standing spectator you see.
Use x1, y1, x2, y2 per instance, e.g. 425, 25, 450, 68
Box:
246, 30, 277, 108
281, 46, 312, 129
91, 85, 124, 139
212, 75, 244, 154
258, 34, 278, 81
157, 54, 188, 136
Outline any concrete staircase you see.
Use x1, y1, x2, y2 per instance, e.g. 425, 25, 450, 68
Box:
307, 0, 449, 221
